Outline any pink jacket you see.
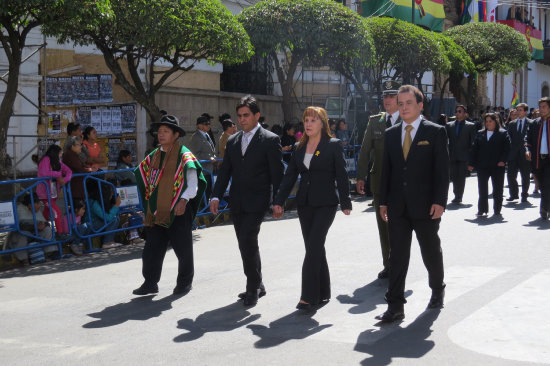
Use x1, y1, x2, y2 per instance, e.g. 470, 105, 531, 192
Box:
36, 156, 73, 200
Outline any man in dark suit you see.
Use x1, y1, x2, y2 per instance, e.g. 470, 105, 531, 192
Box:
210, 95, 284, 306
525, 97, 550, 220
377, 85, 450, 322
507, 103, 532, 203
446, 105, 476, 204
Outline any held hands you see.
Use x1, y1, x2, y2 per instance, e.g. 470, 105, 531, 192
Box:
115, 196, 122, 207
380, 206, 388, 222
272, 205, 284, 219
209, 200, 219, 215
174, 199, 187, 216
356, 180, 365, 195
430, 204, 445, 219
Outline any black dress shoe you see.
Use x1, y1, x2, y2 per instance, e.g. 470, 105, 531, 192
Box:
132, 283, 158, 296
521, 197, 529, 203
377, 267, 390, 279
375, 309, 405, 323
541, 210, 549, 220
451, 198, 462, 204
476, 212, 487, 217
506, 196, 518, 201
296, 301, 313, 310
238, 285, 266, 300
243, 291, 260, 306
173, 284, 192, 296
428, 290, 445, 309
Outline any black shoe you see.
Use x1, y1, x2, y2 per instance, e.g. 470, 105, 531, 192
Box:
521, 197, 529, 203
476, 212, 487, 217
173, 284, 192, 296
451, 198, 462, 204
132, 283, 158, 296
541, 210, 549, 220
377, 267, 390, 279
375, 309, 405, 323
243, 290, 260, 306
494, 211, 501, 216
238, 285, 266, 300
428, 290, 445, 309
506, 196, 518, 201
296, 301, 313, 310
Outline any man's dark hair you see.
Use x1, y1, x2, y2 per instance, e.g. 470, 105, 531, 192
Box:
455, 104, 467, 113
219, 112, 231, 125
397, 85, 423, 104
67, 122, 81, 136
22, 192, 39, 207
538, 97, 550, 108
236, 95, 260, 115
221, 119, 235, 131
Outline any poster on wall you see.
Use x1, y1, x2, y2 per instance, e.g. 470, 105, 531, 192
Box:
121, 104, 136, 133
57, 77, 73, 105
76, 106, 91, 129
101, 107, 112, 135
99, 74, 113, 103
72, 75, 86, 104
84, 74, 99, 104
90, 107, 102, 132
48, 113, 61, 134
111, 106, 122, 135
108, 138, 122, 167
45, 77, 58, 105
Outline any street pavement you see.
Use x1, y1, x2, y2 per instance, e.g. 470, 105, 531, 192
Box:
1, 175, 549, 365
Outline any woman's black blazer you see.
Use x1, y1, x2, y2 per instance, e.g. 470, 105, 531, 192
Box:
274, 136, 352, 210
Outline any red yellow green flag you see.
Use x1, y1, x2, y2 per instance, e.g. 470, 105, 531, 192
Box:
361, 0, 445, 32
497, 20, 543, 60
511, 83, 519, 108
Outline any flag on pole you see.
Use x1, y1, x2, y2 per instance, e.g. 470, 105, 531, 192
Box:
511, 83, 519, 108
462, 0, 479, 24
486, 0, 498, 22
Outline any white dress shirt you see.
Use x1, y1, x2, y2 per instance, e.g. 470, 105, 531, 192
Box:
401, 116, 422, 146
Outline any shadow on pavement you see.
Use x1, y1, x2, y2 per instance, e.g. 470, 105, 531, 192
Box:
247, 309, 332, 348
445, 203, 473, 211
173, 302, 261, 342
524, 218, 550, 230
464, 215, 508, 226
337, 280, 413, 315
355, 309, 441, 366
83, 294, 179, 328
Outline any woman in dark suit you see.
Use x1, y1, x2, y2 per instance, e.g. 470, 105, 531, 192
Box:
273, 106, 352, 310
468, 113, 511, 216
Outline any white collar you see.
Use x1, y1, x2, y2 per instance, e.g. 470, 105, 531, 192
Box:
244, 123, 261, 136
389, 111, 400, 124
402, 115, 422, 131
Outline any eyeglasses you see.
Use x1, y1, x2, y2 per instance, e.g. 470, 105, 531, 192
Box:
455, 110, 464, 114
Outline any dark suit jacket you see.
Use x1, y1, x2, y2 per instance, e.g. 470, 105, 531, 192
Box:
469, 129, 511, 169
212, 126, 284, 214
525, 117, 550, 170
189, 130, 216, 170
274, 137, 352, 210
380, 119, 449, 220
446, 120, 476, 162
507, 118, 531, 161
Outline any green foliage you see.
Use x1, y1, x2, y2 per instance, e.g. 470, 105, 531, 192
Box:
365, 17, 447, 82
444, 22, 531, 74
432, 33, 475, 75
49, 0, 252, 66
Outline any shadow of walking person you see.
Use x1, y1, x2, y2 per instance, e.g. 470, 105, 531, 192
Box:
173, 302, 261, 342
247, 310, 332, 349
337, 280, 412, 315
83, 294, 177, 328
354, 309, 441, 366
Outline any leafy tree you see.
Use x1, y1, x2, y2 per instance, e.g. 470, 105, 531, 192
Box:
445, 22, 531, 108
0, 0, 71, 176
362, 17, 447, 107
49, 0, 252, 123
238, 0, 374, 123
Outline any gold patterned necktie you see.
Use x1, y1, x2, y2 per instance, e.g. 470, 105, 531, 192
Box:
403, 124, 413, 160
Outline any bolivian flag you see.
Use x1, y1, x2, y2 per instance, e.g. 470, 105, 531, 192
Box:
511, 83, 519, 108
361, 0, 445, 32
497, 20, 543, 60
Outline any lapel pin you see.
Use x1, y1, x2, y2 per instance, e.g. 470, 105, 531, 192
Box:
315, 151, 320, 156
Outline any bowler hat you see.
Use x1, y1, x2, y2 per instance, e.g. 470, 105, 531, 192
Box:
382, 80, 401, 95
151, 114, 185, 136
196, 115, 211, 125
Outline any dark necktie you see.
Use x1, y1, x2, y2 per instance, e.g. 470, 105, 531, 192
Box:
518, 119, 523, 133
386, 114, 392, 129
456, 121, 462, 135
205, 133, 214, 150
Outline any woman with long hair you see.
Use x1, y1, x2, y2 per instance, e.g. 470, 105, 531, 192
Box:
273, 106, 352, 310
83, 126, 106, 170
37, 144, 72, 235
468, 113, 511, 216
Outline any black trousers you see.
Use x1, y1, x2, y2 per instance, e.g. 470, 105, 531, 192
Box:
450, 160, 468, 200
141, 207, 194, 287
507, 157, 531, 199
232, 211, 265, 292
373, 194, 390, 269
477, 166, 505, 214
386, 212, 445, 310
534, 158, 550, 213
297, 205, 337, 304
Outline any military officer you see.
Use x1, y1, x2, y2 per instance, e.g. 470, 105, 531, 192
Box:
356, 80, 401, 279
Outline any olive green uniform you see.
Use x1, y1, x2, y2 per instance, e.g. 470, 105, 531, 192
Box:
356, 112, 400, 270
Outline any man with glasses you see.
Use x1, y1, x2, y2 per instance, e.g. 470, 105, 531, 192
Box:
446, 105, 476, 204
507, 103, 532, 203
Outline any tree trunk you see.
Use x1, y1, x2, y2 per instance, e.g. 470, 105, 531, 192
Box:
0, 47, 22, 178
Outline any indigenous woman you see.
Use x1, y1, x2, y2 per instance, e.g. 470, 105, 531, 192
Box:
132, 114, 207, 296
